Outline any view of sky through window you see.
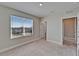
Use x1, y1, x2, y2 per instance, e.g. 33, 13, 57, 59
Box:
11, 16, 33, 28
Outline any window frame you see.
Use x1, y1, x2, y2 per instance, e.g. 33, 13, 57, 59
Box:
10, 15, 33, 39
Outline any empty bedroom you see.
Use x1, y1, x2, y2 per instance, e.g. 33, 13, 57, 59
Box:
0, 2, 79, 56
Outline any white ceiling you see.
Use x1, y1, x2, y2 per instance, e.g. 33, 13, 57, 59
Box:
0, 2, 79, 17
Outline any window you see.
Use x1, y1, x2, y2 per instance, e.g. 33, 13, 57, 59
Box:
11, 15, 33, 39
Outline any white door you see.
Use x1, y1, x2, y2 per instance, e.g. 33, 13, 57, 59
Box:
40, 21, 47, 40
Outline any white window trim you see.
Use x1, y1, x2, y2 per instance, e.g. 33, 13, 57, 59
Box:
10, 15, 33, 39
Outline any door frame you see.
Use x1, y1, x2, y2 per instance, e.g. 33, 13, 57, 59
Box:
62, 17, 77, 46
40, 20, 47, 40
44, 21, 47, 40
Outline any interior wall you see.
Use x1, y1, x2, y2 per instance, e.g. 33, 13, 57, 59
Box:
0, 6, 40, 50
43, 12, 77, 45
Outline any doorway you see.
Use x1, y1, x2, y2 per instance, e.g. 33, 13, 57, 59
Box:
63, 17, 77, 47
40, 21, 47, 40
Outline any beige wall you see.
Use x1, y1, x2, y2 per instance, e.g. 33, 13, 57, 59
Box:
0, 6, 40, 50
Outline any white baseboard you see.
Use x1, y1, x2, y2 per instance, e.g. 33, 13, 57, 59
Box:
0, 37, 40, 53
47, 39, 63, 46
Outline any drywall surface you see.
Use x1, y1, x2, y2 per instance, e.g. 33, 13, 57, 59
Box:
43, 12, 77, 45
0, 6, 40, 50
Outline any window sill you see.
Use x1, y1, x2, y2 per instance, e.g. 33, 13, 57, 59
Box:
11, 33, 32, 39
11, 35, 24, 39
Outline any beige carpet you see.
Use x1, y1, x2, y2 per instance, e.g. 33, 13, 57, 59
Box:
0, 39, 76, 56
